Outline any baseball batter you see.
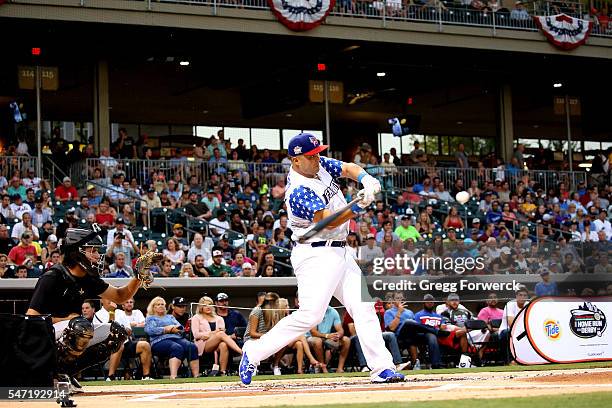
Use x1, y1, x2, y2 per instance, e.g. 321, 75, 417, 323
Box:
239, 133, 404, 384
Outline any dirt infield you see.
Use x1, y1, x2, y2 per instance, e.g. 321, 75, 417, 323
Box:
59, 367, 612, 408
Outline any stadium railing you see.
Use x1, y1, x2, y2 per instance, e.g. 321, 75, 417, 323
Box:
145, 0, 611, 38
79, 158, 589, 194
0, 156, 39, 179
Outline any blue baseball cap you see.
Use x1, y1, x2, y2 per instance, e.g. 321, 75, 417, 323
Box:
287, 133, 328, 157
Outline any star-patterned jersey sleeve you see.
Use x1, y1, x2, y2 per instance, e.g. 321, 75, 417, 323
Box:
319, 156, 343, 179
288, 186, 326, 222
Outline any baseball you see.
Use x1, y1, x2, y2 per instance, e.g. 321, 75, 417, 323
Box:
456, 191, 470, 204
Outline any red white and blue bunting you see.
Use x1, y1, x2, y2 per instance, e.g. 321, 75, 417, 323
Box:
268, 0, 336, 32
534, 13, 593, 50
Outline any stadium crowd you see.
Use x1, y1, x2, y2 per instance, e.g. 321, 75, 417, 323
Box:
0, 127, 611, 378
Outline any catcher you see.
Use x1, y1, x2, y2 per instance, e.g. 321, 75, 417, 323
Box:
26, 225, 162, 393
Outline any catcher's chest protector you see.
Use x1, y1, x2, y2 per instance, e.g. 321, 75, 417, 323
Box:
0, 314, 57, 386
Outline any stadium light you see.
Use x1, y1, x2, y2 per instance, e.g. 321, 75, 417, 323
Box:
553, 82, 563, 88
377, 72, 386, 77
179, 60, 190, 66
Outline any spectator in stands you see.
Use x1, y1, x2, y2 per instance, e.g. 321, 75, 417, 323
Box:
184, 191, 212, 220
40, 234, 58, 265
156, 258, 174, 277
24, 188, 35, 209
187, 233, 211, 264
191, 296, 242, 376
0, 225, 15, 255
477, 293, 504, 333
189, 255, 207, 277
54, 177, 78, 203
209, 148, 228, 175
22, 168, 41, 191
178, 263, 195, 278
0, 195, 14, 221
244, 292, 289, 373
8, 231, 37, 266
86, 185, 101, 208
145, 296, 199, 379
163, 237, 185, 266
375, 221, 399, 243
116, 298, 146, 327
54, 208, 78, 241
499, 288, 529, 362
74, 196, 95, 222
207, 249, 234, 277
357, 233, 384, 271
95, 199, 116, 231
8, 177, 26, 201
95, 298, 152, 381
167, 296, 189, 326
107, 231, 137, 267
11, 212, 39, 241
210, 209, 229, 238
14, 264, 28, 279
593, 253, 612, 274
410, 294, 450, 368
442, 207, 464, 231
10, 194, 31, 220
112, 128, 137, 159
0, 254, 10, 278
510, 1, 531, 20
108, 252, 134, 278
82, 300, 96, 322
308, 305, 351, 373
593, 209, 612, 239
534, 268, 558, 296
30, 197, 52, 229
214, 293, 247, 345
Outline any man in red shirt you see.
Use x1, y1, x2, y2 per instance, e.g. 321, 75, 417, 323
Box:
54, 177, 78, 202
8, 231, 38, 266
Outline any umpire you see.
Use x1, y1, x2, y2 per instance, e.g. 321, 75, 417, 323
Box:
25, 225, 152, 393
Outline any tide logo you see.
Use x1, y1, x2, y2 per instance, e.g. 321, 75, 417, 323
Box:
544, 319, 561, 340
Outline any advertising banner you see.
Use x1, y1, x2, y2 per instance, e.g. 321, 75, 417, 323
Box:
511, 297, 612, 364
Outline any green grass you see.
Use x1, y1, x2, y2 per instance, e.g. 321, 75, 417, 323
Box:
83, 361, 612, 387
268, 392, 612, 408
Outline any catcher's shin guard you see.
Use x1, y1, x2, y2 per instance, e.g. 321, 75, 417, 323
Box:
58, 320, 127, 376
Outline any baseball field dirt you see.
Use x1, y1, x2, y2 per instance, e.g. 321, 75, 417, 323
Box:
32, 363, 612, 408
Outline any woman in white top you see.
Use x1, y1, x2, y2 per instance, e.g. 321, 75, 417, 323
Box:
581, 221, 599, 242
163, 237, 185, 265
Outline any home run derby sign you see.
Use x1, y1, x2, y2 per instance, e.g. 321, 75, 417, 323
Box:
534, 13, 593, 50
268, 0, 336, 31
511, 296, 612, 365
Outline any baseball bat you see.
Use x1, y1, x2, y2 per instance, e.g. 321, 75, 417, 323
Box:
298, 193, 364, 244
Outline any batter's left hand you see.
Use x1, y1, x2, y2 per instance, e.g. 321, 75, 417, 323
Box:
361, 174, 381, 196
357, 189, 374, 209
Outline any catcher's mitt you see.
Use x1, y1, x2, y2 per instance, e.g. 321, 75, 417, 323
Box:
134, 251, 163, 289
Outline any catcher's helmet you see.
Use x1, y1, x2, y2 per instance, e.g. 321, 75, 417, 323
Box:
64, 316, 94, 353
60, 224, 106, 277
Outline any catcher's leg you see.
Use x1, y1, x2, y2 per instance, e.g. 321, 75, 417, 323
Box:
57, 320, 127, 377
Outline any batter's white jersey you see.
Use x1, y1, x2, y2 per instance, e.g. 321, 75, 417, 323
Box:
285, 156, 348, 242
244, 154, 396, 379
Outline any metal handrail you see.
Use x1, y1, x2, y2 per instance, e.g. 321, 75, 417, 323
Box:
82, 158, 589, 193
10, 0, 611, 38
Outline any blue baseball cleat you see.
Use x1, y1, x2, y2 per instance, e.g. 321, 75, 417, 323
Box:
371, 369, 405, 383
239, 352, 257, 385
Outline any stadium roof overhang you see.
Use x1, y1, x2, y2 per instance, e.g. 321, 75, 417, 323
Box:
1, 19, 611, 141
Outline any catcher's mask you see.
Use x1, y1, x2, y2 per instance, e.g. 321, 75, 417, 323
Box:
60, 224, 106, 277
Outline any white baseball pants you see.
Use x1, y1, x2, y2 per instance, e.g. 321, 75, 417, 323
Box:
244, 243, 394, 377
